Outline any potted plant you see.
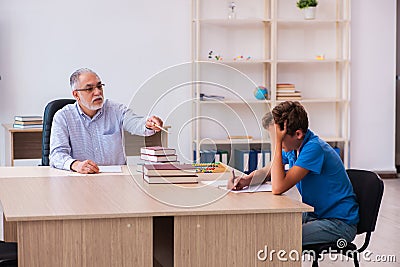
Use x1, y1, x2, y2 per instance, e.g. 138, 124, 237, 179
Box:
296, 0, 318, 20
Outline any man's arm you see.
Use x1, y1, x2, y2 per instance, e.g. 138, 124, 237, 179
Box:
49, 111, 76, 170
123, 109, 163, 136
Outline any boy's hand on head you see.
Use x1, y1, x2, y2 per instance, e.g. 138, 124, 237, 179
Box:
275, 121, 287, 142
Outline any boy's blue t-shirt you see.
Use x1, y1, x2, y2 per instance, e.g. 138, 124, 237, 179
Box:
282, 130, 359, 225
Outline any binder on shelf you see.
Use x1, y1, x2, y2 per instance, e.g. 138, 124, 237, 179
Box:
198, 150, 217, 163
218, 150, 229, 165
257, 151, 263, 169
262, 150, 271, 167
235, 149, 260, 174
234, 149, 250, 173
248, 150, 258, 174
214, 152, 220, 163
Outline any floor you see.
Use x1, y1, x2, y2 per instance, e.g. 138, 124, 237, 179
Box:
301, 178, 400, 267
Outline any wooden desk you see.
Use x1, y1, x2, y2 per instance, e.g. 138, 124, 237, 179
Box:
0, 166, 312, 267
2, 124, 169, 166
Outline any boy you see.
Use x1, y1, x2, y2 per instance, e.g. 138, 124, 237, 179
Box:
235, 101, 359, 245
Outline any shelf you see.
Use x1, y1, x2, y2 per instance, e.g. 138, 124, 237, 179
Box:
194, 137, 346, 145
200, 59, 272, 64
195, 18, 271, 26
198, 59, 347, 64
198, 100, 271, 105
276, 98, 347, 103
320, 137, 347, 143
276, 19, 349, 24
277, 59, 348, 64
194, 139, 271, 145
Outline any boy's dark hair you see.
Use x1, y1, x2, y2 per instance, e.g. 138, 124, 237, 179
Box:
272, 101, 309, 136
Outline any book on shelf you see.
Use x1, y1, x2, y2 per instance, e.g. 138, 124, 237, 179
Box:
277, 96, 302, 100
143, 175, 198, 184
277, 84, 296, 94
14, 115, 43, 122
276, 91, 301, 97
276, 83, 295, 89
140, 146, 176, 156
143, 163, 197, 177
140, 154, 178, 162
12, 124, 42, 129
227, 135, 253, 140
199, 93, 225, 101
13, 120, 43, 125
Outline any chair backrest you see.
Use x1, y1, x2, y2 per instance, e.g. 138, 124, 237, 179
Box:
346, 169, 384, 235
41, 99, 75, 166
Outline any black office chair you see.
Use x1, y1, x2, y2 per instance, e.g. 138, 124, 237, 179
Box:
302, 169, 384, 267
0, 241, 17, 266
41, 99, 75, 166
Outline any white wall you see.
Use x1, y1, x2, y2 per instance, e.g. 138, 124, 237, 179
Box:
0, 0, 397, 172
0, 0, 192, 165
350, 0, 397, 172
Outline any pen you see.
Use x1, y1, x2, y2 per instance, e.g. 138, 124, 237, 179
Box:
152, 122, 170, 134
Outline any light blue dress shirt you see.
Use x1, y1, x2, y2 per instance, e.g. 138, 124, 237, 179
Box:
49, 99, 155, 170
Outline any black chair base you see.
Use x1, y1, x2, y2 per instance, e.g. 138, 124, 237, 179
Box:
0, 241, 17, 267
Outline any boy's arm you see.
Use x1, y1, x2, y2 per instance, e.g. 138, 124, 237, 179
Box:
232, 164, 271, 190
271, 124, 308, 195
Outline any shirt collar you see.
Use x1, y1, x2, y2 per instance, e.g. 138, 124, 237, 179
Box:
298, 129, 313, 154
74, 100, 105, 121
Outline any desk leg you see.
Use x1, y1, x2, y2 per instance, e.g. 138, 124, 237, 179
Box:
175, 213, 302, 267
3, 214, 17, 242
4, 129, 13, 166
17, 217, 152, 267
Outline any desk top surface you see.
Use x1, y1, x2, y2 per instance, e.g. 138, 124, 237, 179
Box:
0, 166, 313, 222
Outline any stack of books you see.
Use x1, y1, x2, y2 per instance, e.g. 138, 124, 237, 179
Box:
142, 163, 198, 184
276, 83, 302, 100
199, 93, 225, 101
13, 115, 43, 129
140, 146, 178, 162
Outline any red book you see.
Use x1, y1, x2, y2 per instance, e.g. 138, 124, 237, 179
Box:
143, 163, 197, 177
140, 154, 178, 162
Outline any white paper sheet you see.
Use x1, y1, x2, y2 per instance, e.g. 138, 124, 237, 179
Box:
99, 165, 122, 173
200, 180, 272, 193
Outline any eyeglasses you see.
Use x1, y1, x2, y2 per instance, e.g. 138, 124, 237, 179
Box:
74, 83, 105, 93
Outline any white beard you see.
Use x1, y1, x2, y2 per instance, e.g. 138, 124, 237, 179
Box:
81, 96, 104, 111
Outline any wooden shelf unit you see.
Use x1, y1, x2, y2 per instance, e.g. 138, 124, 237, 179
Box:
192, 0, 351, 167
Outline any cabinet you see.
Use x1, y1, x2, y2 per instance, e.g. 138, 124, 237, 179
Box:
192, 0, 351, 167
